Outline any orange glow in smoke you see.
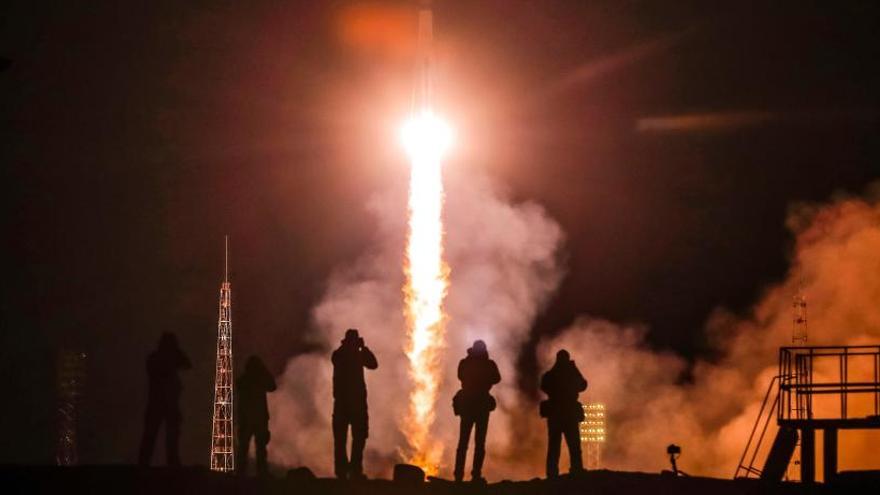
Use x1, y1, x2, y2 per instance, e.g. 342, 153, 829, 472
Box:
400, 109, 453, 474
337, 3, 416, 60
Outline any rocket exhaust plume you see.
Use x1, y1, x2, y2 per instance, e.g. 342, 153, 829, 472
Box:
400, 3, 452, 474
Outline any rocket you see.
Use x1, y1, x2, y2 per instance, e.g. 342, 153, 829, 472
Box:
414, 1, 434, 112
400, 0, 452, 162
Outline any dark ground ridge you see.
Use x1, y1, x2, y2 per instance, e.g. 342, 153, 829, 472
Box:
2, 466, 879, 495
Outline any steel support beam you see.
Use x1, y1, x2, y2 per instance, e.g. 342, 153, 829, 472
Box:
800, 427, 815, 483
823, 428, 837, 483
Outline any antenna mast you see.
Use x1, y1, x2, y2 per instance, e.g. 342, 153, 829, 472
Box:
210, 236, 234, 472
792, 280, 808, 346
787, 278, 808, 481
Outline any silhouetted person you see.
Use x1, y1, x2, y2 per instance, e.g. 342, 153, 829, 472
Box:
540, 349, 587, 478
331, 329, 378, 480
453, 340, 501, 482
138, 332, 191, 466
237, 355, 277, 476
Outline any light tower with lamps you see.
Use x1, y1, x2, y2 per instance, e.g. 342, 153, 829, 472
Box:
580, 402, 607, 470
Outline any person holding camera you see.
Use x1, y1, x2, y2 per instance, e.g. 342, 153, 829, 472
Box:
452, 340, 501, 483
540, 349, 587, 478
331, 328, 378, 480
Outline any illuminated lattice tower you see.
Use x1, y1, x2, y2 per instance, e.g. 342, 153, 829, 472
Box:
210, 237, 234, 472
787, 282, 808, 481
792, 283, 807, 346
580, 402, 606, 470
56, 350, 86, 466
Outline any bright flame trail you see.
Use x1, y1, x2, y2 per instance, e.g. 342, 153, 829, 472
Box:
401, 110, 452, 474
399, 4, 452, 474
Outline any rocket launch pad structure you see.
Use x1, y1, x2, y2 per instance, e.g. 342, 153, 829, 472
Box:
736, 345, 880, 483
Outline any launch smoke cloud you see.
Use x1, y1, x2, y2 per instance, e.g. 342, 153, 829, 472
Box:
269, 177, 880, 479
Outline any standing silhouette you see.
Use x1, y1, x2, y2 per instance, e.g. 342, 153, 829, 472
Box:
236, 355, 277, 476
138, 332, 191, 466
331, 329, 378, 480
540, 349, 587, 478
452, 340, 501, 483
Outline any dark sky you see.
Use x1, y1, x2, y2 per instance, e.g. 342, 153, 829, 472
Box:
1, 0, 877, 464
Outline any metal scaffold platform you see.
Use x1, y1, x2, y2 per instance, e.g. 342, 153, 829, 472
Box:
736, 345, 880, 483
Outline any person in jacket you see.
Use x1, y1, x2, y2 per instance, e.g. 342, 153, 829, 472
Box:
237, 355, 277, 476
453, 340, 501, 483
331, 328, 378, 480
540, 349, 587, 478
138, 332, 191, 467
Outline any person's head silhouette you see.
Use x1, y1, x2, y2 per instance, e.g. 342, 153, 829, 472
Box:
468, 340, 488, 358
244, 355, 267, 375
342, 328, 363, 348
157, 332, 179, 352
555, 349, 570, 364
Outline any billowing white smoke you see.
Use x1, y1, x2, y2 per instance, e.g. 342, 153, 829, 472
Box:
270, 174, 880, 479
268, 166, 565, 478
541, 188, 880, 477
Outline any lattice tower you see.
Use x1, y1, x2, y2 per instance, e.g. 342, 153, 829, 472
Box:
210, 236, 234, 472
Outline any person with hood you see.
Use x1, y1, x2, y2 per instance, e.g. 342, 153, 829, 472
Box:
236, 355, 276, 476
540, 349, 588, 477
331, 328, 378, 480
452, 340, 501, 483
138, 332, 191, 466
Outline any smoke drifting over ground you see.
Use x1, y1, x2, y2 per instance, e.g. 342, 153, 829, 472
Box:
270, 175, 880, 479
542, 187, 880, 477
269, 166, 565, 478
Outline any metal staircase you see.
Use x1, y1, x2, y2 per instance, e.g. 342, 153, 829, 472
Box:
734, 375, 792, 480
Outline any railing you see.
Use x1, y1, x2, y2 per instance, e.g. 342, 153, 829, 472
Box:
736, 345, 880, 480
778, 345, 880, 422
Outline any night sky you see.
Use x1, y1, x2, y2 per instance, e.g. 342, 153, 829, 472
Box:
1, 0, 878, 464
